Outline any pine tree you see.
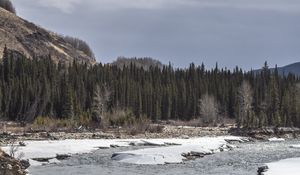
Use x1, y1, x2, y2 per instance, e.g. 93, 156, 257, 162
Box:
60, 75, 74, 119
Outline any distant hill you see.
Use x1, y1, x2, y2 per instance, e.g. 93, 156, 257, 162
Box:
255, 62, 300, 76
275, 62, 300, 76
0, 7, 95, 64
112, 57, 163, 70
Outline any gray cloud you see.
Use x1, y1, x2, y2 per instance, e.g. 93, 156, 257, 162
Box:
22, 0, 300, 13
12, 0, 300, 70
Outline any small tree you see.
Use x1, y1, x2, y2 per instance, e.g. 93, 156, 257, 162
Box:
198, 93, 218, 125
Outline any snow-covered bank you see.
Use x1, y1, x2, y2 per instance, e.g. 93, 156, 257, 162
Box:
1, 136, 246, 166
112, 136, 246, 165
1, 139, 136, 166
263, 157, 300, 175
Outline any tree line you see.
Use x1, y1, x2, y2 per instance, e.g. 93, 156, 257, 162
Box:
0, 48, 300, 128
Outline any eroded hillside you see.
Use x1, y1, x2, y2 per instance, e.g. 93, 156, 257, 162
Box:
0, 8, 95, 64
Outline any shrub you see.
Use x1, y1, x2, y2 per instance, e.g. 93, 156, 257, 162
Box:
0, 0, 16, 14
102, 109, 163, 135
105, 109, 136, 127
32, 116, 77, 131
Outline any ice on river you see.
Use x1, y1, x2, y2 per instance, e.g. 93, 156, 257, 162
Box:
112, 136, 245, 165
1, 136, 245, 166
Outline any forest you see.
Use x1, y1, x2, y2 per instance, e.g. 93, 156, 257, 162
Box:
0, 47, 300, 128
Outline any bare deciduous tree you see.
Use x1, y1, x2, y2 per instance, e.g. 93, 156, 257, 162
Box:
198, 93, 218, 125
91, 85, 111, 127
238, 81, 254, 127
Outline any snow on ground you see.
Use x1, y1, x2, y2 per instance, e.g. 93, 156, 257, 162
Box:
1, 136, 244, 166
268, 137, 285, 142
264, 157, 300, 175
112, 136, 244, 165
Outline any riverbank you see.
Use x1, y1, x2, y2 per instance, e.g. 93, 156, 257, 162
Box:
0, 148, 27, 175
0, 123, 232, 145
229, 127, 300, 140
1, 122, 300, 146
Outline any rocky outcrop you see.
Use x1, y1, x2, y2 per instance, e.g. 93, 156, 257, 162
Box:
257, 165, 268, 175
0, 7, 95, 64
0, 149, 27, 175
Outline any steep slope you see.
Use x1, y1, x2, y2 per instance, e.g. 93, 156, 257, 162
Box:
0, 8, 95, 64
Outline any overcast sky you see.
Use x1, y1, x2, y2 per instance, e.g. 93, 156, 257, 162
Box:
12, 0, 300, 70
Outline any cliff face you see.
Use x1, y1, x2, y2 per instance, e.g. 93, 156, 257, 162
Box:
0, 8, 96, 64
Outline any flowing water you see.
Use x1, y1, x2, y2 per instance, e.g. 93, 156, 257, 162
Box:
29, 140, 300, 175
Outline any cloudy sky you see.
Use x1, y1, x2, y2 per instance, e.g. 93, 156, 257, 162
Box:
12, 0, 300, 70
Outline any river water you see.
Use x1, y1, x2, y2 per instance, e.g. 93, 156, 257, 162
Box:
29, 140, 300, 175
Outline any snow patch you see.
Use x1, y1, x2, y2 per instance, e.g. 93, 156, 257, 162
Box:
1, 139, 135, 166
268, 137, 285, 142
48, 42, 70, 57
264, 157, 300, 175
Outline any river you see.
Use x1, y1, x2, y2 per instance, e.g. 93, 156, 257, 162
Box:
28, 139, 300, 175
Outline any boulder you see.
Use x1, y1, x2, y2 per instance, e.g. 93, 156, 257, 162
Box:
257, 165, 268, 175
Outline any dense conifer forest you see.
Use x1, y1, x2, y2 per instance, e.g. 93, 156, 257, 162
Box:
1, 47, 300, 128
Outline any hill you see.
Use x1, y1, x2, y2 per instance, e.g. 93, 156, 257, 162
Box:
112, 57, 163, 70
255, 62, 300, 76
275, 62, 300, 76
0, 7, 95, 64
